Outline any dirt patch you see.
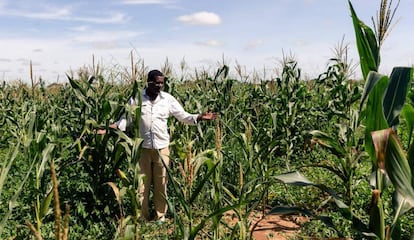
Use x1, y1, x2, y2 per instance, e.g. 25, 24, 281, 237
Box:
223, 210, 308, 240
250, 212, 306, 240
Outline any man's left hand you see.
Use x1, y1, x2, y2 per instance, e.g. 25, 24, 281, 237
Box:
198, 112, 218, 121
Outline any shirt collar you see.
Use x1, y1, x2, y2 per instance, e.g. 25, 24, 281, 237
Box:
143, 89, 164, 100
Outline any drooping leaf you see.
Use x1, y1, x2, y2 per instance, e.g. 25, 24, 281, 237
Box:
360, 71, 388, 111
269, 206, 312, 215
274, 171, 314, 187
390, 191, 412, 239
309, 130, 345, 157
274, 171, 371, 235
371, 129, 391, 170
372, 129, 414, 207
392, 188, 413, 218
106, 182, 121, 205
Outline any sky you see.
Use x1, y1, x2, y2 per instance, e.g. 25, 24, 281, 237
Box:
0, 0, 413, 83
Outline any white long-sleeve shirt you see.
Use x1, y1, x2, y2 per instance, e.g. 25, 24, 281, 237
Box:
116, 90, 198, 149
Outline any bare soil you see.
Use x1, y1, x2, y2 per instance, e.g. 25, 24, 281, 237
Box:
224, 210, 308, 240
251, 212, 306, 240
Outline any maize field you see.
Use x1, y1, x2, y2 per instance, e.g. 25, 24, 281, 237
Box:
1, 1, 414, 239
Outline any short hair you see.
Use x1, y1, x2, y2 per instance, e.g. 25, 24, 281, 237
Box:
147, 70, 164, 82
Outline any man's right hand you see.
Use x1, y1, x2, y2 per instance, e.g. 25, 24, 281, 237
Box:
96, 129, 106, 135
96, 123, 118, 135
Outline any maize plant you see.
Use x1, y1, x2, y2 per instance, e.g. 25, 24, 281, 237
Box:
360, 67, 413, 239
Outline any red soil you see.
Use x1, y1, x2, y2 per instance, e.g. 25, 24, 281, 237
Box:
223, 210, 307, 240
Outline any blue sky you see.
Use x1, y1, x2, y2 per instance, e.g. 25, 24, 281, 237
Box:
0, 0, 412, 83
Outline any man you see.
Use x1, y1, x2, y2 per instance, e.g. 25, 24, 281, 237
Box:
100, 69, 217, 222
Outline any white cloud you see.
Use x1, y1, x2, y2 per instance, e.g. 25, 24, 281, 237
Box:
0, 32, 265, 82
70, 25, 90, 32
71, 30, 141, 43
304, 0, 316, 3
0, 0, 6, 9
0, 4, 126, 24
91, 41, 120, 50
73, 12, 127, 24
0, 7, 72, 19
245, 40, 264, 50
196, 40, 224, 47
295, 40, 307, 47
177, 11, 221, 25
120, 0, 168, 4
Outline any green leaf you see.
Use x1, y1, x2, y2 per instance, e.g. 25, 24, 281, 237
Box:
408, 139, 414, 186
38, 143, 55, 179
393, 191, 412, 217
383, 67, 413, 128
309, 130, 345, 157
190, 203, 239, 239
401, 104, 414, 146
0, 142, 20, 198
363, 73, 389, 166
274, 173, 348, 213
274, 171, 314, 187
348, 0, 379, 79
68, 75, 87, 97
40, 189, 54, 220
0, 156, 36, 235
360, 71, 388, 111
101, 100, 111, 118
189, 161, 219, 204
163, 158, 191, 218
273, 173, 370, 235
269, 206, 312, 215
368, 190, 385, 239
390, 191, 412, 239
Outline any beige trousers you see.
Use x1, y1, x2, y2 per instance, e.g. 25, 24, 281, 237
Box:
139, 148, 170, 220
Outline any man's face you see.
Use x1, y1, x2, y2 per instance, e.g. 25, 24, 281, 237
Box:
147, 76, 165, 95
